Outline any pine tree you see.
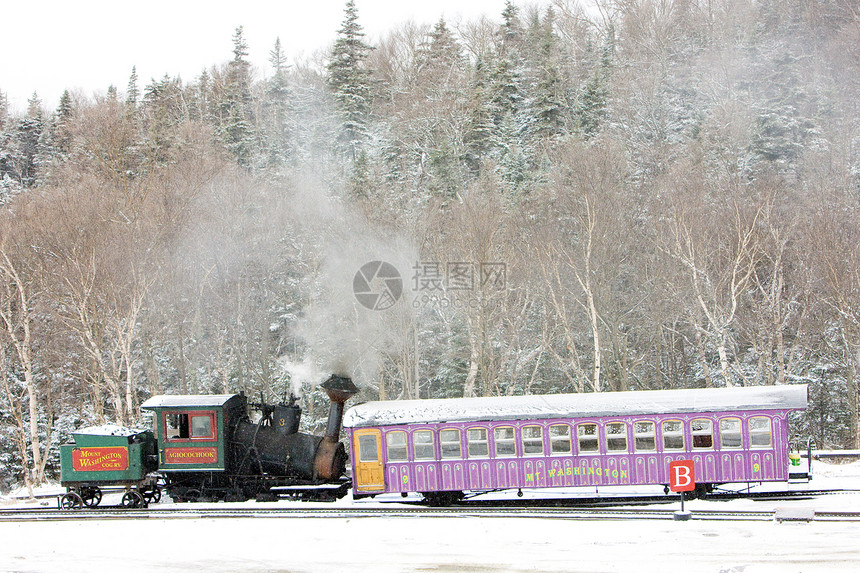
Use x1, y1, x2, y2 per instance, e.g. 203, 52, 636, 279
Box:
263, 37, 293, 169
576, 25, 614, 137
526, 8, 567, 142
14, 93, 45, 187
49, 90, 74, 161
219, 26, 256, 166
499, 0, 524, 55
126, 66, 140, 111
464, 58, 496, 175
424, 18, 463, 70
327, 0, 373, 155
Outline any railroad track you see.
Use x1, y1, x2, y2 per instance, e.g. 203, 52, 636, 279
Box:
2, 503, 859, 523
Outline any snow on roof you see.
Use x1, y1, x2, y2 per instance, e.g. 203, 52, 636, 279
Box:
140, 394, 239, 409
73, 424, 145, 437
343, 384, 808, 428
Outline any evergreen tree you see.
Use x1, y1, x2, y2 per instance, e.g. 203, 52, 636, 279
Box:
219, 26, 256, 166
46, 90, 74, 168
525, 8, 567, 142
263, 37, 293, 169
499, 0, 524, 55
576, 26, 614, 137
13, 93, 45, 187
327, 0, 373, 155
423, 18, 463, 70
463, 58, 496, 175
126, 66, 140, 111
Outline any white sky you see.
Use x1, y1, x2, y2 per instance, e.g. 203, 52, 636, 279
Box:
0, 0, 509, 113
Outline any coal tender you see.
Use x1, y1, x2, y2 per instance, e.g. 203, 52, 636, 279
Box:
140, 375, 359, 502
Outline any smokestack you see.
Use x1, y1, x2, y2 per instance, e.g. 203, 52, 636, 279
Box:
321, 374, 359, 439
313, 374, 359, 480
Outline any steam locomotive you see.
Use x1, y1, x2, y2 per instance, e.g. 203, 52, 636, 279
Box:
59, 375, 358, 508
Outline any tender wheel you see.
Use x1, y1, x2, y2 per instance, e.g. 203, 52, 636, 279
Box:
80, 486, 102, 507
121, 491, 147, 508
60, 492, 84, 510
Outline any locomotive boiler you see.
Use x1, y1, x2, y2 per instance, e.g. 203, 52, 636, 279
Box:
139, 374, 358, 502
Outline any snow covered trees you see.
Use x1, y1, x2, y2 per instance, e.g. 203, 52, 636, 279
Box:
327, 0, 374, 155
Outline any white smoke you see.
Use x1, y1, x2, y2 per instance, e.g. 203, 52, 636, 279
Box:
286, 173, 418, 393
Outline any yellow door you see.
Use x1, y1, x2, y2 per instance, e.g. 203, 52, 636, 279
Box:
354, 429, 385, 492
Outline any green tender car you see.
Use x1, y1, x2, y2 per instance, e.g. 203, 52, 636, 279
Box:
59, 425, 159, 509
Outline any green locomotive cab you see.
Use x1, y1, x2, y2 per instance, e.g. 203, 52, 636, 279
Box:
141, 394, 246, 473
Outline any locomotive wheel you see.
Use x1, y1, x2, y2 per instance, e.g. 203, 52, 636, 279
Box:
121, 491, 147, 509
80, 486, 102, 507
143, 487, 162, 504
60, 492, 84, 510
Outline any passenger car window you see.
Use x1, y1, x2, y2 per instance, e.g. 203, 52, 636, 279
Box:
440, 429, 462, 459
719, 418, 742, 449
413, 430, 435, 460
606, 422, 628, 452
662, 420, 685, 451
358, 434, 379, 462
691, 419, 714, 449
634, 421, 656, 452
467, 428, 489, 458
494, 426, 516, 457
749, 417, 772, 448
549, 424, 571, 454
522, 425, 544, 455
387, 431, 408, 461
577, 423, 599, 453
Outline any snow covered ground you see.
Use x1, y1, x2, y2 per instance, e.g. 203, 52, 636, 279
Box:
1, 460, 859, 572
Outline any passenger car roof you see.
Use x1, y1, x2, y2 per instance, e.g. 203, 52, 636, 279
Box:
343, 384, 808, 428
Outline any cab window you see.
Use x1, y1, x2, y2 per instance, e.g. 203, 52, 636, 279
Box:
165, 412, 215, 440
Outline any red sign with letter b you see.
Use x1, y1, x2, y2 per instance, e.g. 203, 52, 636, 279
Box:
669, 460, 696, 492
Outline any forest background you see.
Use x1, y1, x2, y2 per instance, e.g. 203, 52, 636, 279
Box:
1, 0, 859, 493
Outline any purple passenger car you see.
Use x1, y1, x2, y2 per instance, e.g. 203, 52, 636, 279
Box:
343, 385, 808, 503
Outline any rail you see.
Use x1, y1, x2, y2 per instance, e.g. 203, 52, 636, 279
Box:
2, 504, 860, 523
